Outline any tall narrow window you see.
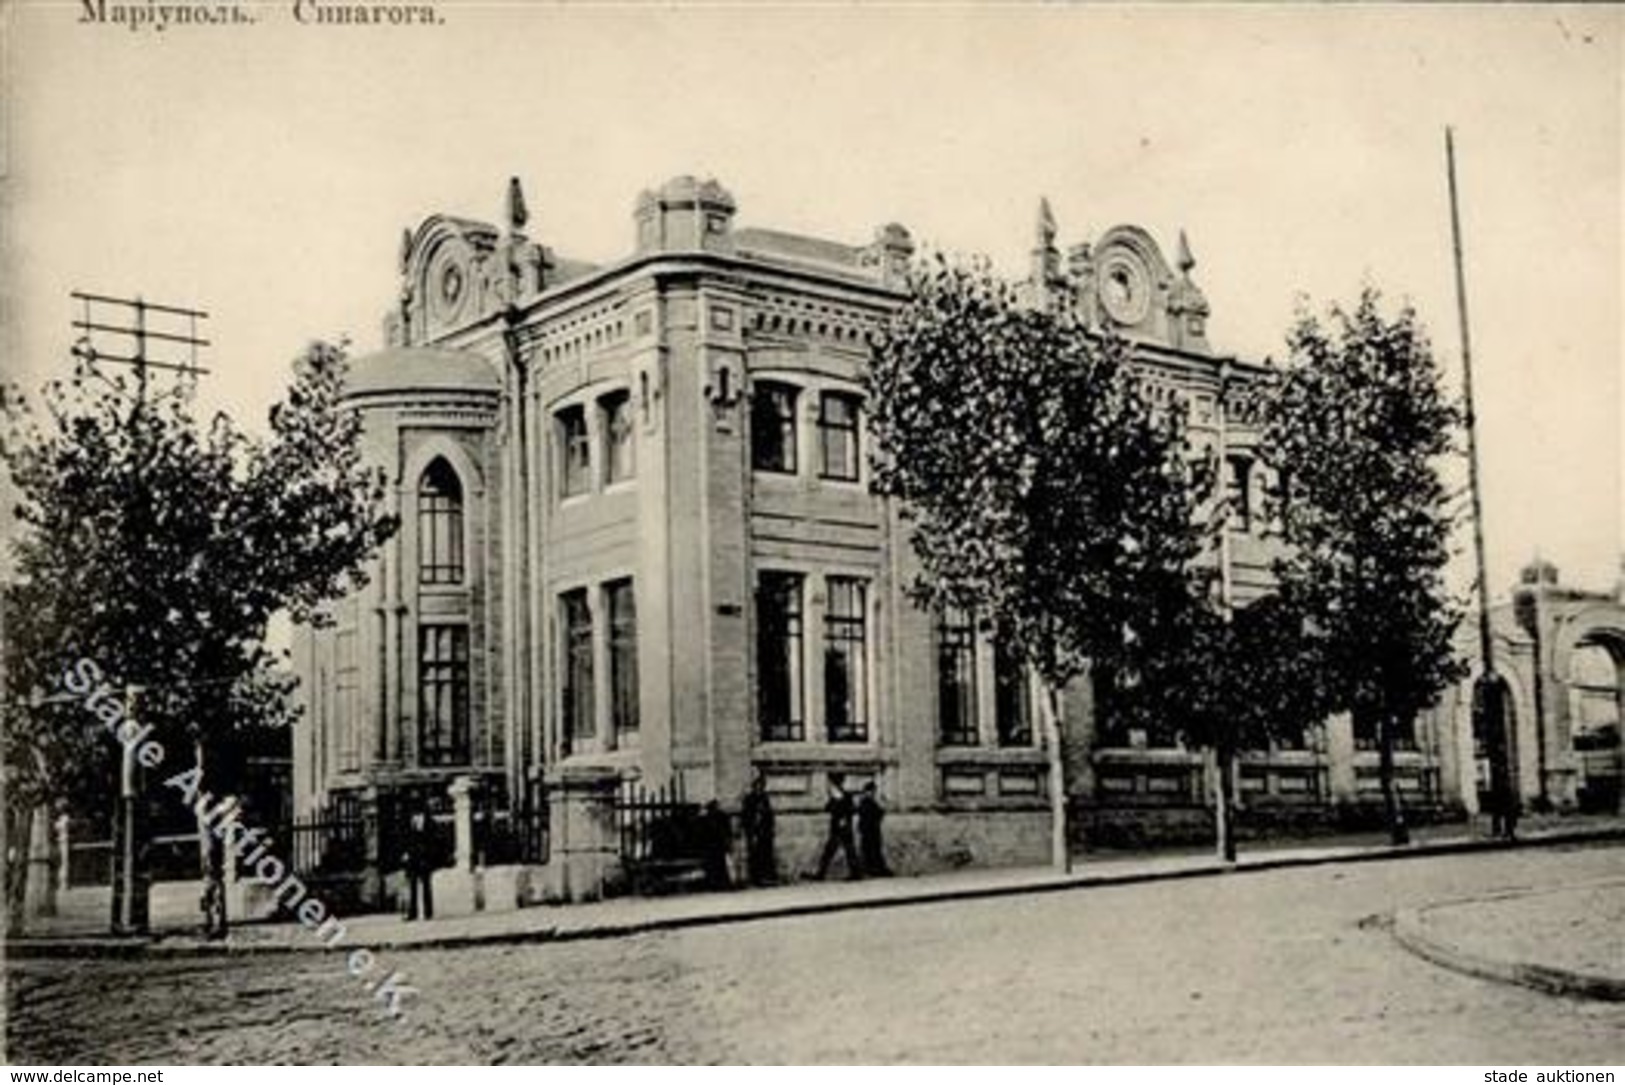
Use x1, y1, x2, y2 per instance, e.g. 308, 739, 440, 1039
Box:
336, 629, 361, 772
817, 391, 861, 481
1268, 467, 1292, 535
602, 391, 636, 483
418, 458, 464, 584
607, 579, 639, 736
936, 606, 978, 746
751, 382, 799, 474
418, 625, 470, 766
558, 406, 591, 497
1225, 455, 1253, 533
994, 628, 1033, 747
561, 590, 594, 746
756, 571, 804, 741
824, 577, 868, 743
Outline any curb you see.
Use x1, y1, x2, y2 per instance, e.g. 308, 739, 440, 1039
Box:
9, 824, 1624, 959
1391, 889, 1625, 1002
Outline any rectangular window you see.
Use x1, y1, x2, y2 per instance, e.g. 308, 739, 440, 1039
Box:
602, 391, 636, 484
756, 571, 805, 741
558, 406, 591, 497
418, 625, 470, 767
336, 629, 360, 772
824, 577, 869, 743
751, 382, 798, 474
1225, 456, 1253, 533
817, 391, 861, 481
562, 590, 594, 746
1354, 714, 1416, 752
937, 606, 978, 746
607, 579, 639, 735
994, 628, 1034, 747
1268, 467, 1292, 536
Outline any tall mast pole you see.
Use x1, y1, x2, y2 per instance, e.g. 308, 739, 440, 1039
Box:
1447, 127, 1515, 839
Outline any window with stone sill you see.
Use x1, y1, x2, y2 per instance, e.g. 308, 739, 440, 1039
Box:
1225, 455, 1254, 533
817, 391, 861, 482
824, 577, 869, 743
994, 628, 1034, 747
751, 381, 799, 475
417, 457, 465, 585
756, 571, 806, 742
602, 391, 636, 484
607, 578, 639, 736
557, 406, 591, 498
1352, 713, 1417, 752
936, 606, 978, 747
562, 589, 595, 747
418, 624, 470, 767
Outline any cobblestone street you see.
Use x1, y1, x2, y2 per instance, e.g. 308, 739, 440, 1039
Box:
7, 844, 1623, 1064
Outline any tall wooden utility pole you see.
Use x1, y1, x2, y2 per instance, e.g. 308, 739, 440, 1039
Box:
1445, 130, 1517, 841
69, 291, 210, 933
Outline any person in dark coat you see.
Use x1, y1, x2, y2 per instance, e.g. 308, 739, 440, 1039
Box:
402, 799, 435, 921
699, 799, 733, 890
740, 772, 777, 887
856, 781, 892, 877
811, 772, 861, 881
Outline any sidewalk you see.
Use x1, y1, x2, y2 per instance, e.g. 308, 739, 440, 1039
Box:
9, 814, 1622, 960
1393, 875, 1625, 1001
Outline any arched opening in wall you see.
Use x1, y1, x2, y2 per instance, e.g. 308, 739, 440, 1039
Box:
1568, 638, 1623, 813
418, 457, 465, 585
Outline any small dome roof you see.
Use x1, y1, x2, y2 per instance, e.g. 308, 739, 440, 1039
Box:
343, 347, 500, 398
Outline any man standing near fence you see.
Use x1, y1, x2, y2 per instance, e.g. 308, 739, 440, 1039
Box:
402, 799, 435, 921
741, 772, 777, 886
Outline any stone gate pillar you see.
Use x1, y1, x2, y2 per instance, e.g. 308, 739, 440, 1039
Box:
544, 765, 621, 903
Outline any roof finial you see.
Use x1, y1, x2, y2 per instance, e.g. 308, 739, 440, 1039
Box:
1177, 229, 1196, 275
507, 176, 529, 233
1037, 197, 1057, 248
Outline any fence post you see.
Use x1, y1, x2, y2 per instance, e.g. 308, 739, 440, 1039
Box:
25, 805, 56, 920
449, 775, 477, 872
54, 814, 70, 894
360, 785, 382, 909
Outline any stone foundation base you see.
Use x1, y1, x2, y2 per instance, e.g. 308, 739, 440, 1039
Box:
743, 807, 1051, 883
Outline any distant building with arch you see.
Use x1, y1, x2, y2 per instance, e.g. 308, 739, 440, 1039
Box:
1425, 560, 1625, 818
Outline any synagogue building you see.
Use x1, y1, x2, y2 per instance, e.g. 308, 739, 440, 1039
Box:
291, 175, 1540, 888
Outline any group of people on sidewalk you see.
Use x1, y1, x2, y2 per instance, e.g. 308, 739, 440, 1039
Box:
736, 770, 891, 887
395, 770, 892, 919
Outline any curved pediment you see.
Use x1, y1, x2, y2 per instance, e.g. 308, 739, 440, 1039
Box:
387, 207, 553, 347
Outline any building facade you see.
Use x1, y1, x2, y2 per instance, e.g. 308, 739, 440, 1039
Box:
291, 175, 1480, 880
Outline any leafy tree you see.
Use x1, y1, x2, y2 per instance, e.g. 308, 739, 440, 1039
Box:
1254, 289, 1466, 845
866, 256, 1212, 870
1, 343, 396, 930
1139, 588, 1331, 860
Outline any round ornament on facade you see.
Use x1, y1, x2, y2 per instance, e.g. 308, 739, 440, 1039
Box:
1099, 253, 1151, 326
440, 263, 465, 309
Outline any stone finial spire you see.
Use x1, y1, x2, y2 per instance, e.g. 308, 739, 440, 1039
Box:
1166, 227, 1210, 352
1036, 197, 1057, 249
506, 176, 530, 234
1030, 197, 1063, 306
398, 227, 413, 275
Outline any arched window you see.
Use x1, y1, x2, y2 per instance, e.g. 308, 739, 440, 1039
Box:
1570, 643, 1621, 752
418, 458, 465, 585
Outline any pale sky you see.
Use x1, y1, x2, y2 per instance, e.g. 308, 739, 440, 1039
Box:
3, 2, 1620, 603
